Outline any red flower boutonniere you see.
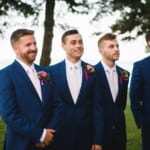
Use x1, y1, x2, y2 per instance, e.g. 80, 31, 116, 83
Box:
37, 71, 50, 85
84, 65, 95, 80
119, 70, 129, 84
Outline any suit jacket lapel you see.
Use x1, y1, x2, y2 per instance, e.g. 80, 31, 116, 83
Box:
13, 61, 42, 103
13, 61, 35, 88
40, 78, 52, 107
115, 66, 123, 103
60, 61, 75, 104
34, 65, 45, 102
98, 62, 113, 100
75, 62, 87, 105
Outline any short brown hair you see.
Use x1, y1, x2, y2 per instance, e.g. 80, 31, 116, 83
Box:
98, 33, 117, 48
10, 29, 34, 46
61, 29, 79, 43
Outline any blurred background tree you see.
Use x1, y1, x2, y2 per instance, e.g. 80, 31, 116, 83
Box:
0, 0, 150, 65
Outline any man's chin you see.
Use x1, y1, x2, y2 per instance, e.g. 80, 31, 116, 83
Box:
114, 56, 119, 61
75, 54, 82, 59
28, 57, 36, 64
29, 55, 36, 60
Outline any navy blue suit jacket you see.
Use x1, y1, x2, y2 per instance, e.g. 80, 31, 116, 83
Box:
0, 61, 61, 150
130, 56, 150, 128
95, 62, 129, 148
46, 60, 103, 150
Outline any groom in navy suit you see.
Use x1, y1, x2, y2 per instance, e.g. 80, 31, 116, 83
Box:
47, 29, 103, 150
95, 33, 129, 150
0, 29, 61, 150
130, 31, 150, 150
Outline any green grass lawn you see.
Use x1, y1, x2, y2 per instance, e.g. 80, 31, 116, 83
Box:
0, 102, 141, 150
125, 101, 141, 150
0, 117, 6, 149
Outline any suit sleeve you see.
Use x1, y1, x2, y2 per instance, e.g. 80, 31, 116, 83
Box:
130, 63, 143, 128
0, 71, 43, 142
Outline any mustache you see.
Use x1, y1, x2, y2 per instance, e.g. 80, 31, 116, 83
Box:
28, 50, 37, 53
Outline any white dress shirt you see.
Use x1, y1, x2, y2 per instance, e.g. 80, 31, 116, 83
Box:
101, 60, 118, 102
65, 59, 82, 104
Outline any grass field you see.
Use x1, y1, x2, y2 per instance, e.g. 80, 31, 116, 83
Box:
0, 118, 6, 149
0, 101, 141, 150
125, 101, 141, 150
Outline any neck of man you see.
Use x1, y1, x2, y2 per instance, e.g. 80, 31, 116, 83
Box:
102, 58, 115, 68
16, 56, 33, 67
66, 57, 80, 64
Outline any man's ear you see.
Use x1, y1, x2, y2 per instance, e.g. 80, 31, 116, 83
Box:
12, 43, 19, 54
99, 48, 103, 54
61, 42, 66, 50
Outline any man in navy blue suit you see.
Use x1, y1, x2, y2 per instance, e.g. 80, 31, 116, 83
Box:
0, 29, 61, 150
47, 29, 103, 150
95, 33, 129, 150
130, 31, 150, 150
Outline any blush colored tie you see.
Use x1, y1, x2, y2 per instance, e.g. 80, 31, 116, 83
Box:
28, 68, 42, 101
70, 66, 78, 103
108, 70, 117, 102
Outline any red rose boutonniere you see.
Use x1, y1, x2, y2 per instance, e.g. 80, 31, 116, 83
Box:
84, 65, 95, 80
37, 71, 50, 85
119, 70, 129, 84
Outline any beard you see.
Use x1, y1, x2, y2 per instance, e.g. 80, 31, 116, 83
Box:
20, 50, 37, 65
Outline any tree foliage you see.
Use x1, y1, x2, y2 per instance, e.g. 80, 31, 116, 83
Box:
40, 0, 95, 66
1, 0, 150, 65
0, 0, 41, 34
104, 0, 150, 40
0, 0, 37, 16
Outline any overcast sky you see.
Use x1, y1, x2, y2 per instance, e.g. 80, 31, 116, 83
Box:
0, 12, 148, 72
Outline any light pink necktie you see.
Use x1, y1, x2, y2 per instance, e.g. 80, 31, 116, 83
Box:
28, 68, 42, 101
70, 66, 78, 103
108, 70, 117, 102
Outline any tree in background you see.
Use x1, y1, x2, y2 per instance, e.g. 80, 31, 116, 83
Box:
40, 0, 92, 66
0, 0, 150, 65
106, 0, 150, 40
0, 0, 93, 66
0, 0, 40, 32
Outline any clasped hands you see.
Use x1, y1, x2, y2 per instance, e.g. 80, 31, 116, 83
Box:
36, 129, 55, 148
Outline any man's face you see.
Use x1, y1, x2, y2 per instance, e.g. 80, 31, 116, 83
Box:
62, 34, 84, 62
13, 35, 37, 65
99, 39, 120, 62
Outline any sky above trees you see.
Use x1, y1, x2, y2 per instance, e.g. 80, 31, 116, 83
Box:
0, 0, 149, 72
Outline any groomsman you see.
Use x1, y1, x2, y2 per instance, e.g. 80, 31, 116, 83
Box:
130, 31, 150, 150
95, 33, 129, 150
0, 29, 61, 150
47, 29, 103, 150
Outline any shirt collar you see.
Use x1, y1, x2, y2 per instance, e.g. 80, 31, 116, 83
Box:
101, 60, 116, 72
16, 58, 35, 73
65, 59, 81, 69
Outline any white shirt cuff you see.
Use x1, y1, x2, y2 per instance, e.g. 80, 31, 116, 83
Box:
40, 129, 46, 142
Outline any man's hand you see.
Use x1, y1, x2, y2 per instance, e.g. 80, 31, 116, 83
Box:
43, 129, 56, 145
91, 144, 103, 150
36, 129, 56, 148
36, 143, 45, 148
